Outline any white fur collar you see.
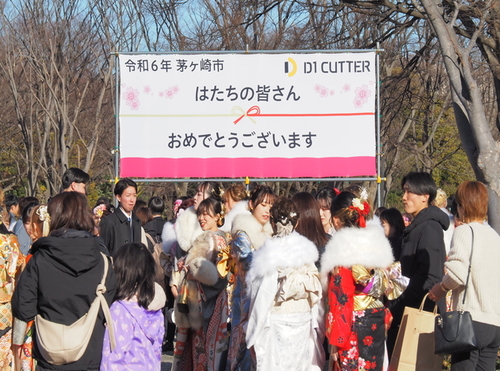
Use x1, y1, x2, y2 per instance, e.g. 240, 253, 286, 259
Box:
174, 206, 202, 252
320, 223, 394, 277
220, 201, 250, 232
231, 213, 273, 250
161, 221, 176, 253
248, 231, 318, 282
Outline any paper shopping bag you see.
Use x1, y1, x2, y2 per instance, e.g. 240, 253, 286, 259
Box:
389, 294, 443, 371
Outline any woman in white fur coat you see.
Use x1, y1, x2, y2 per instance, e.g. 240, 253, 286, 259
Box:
162, 182, 223, 298
246, 197, 324, 371
172, 197, 230, 371
320, 191, 393, 371
227, 185, 275, 371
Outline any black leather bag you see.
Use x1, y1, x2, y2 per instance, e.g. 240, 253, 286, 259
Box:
434, 226, 478, 355
434, 310, 477, 354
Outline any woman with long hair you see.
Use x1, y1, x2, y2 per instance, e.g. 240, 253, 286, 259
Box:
227, 185, 275, 371
12, 192, 116, 371
292, 192, 329, 267
321, 191, 393, 370
315, 187, 338, 236
379, 208, 405, 261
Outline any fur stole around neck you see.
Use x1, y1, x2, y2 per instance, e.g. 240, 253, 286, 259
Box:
220, 201, 250, 232
231, 213, 273, 251
174, 206, 203, 252
320, 223, 394, 278
247, 231, 319, 284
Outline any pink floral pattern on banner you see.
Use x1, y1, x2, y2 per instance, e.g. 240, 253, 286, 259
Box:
159, 85, 180, 99
354, 84, 372, 108
123, 86, 140, 110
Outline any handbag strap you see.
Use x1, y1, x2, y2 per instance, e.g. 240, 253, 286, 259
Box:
97, 253, 116, 351
461, 226, 475, 306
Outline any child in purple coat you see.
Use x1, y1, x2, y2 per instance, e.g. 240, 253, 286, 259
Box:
101, 243, 166, 370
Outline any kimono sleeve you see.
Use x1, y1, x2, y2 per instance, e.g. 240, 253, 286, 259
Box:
325, 267, 355, 348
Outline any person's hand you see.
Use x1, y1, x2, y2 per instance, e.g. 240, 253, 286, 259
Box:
331, 345, 339, 361
12, 344, 22, 370
171, 285, 179, 298
428, 282, 448, 301
177, 259, 185, 271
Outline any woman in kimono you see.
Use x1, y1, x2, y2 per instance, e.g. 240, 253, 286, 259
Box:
227, 185, 275, 371
320, 191, 393, 371
172, 197, 230, 371
246, 197, 323, 370
0, 187, 25, 370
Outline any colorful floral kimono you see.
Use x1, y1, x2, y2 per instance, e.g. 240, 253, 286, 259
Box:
13, 253, 35, 371
326, 266, 388, 370
320, 223, 394, 371
0, 231, 25, 370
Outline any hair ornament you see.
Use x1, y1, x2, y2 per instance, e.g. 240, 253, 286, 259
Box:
173, 199, 183, 215
333, 188, 341, 196
360, 188, 369, 202
36, 205, 51, 237
348, 198, 371, 228
93, 204, 106, 220
352, 198, 365, 211
276, 221, 294, 237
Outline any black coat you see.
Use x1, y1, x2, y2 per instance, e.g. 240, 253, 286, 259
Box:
99, 209, 142, 255
389, 205, 449, 320
144, 216, 166, 243
12, 229, 116, 370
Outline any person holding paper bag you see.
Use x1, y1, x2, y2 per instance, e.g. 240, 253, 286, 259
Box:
429, 181, 500, 371
387, 172, 449, 357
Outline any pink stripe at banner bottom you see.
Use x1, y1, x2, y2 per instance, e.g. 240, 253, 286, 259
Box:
120, 157, 376, 178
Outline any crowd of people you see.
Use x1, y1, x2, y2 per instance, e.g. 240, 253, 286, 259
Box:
1, 168, 499, 371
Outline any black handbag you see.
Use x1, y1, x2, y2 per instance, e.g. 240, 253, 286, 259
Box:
434, 226, 478, 355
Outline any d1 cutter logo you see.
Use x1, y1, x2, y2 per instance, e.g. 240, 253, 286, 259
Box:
284, 57, 297, 77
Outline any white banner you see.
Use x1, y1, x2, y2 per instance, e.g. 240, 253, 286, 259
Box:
118, 52, 377, 178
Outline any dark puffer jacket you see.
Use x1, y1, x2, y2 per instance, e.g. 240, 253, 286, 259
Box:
12, 229, 116, 370
389, 205, 450, 322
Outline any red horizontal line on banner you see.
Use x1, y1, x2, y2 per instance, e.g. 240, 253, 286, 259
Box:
258, 113, 373, 116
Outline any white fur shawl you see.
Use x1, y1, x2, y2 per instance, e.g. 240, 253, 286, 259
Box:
320, 223, 394, 277
185, 231, 219, 287
231, 213, 273, 251
174, 206, 203, 252
161, 221, 176, 254
247, 231, 319, 285
220, 201, 250, 232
